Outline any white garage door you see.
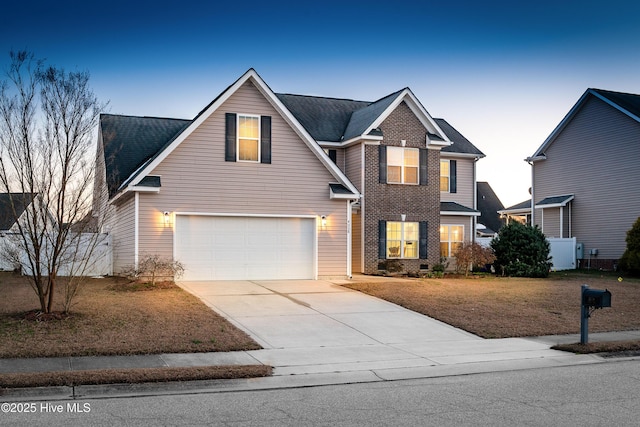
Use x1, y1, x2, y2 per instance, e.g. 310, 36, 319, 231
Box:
175, 215, 315, 281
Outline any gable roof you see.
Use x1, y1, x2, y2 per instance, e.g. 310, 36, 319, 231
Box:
277, 88, 452, 145
100, 114, 191, 198
438, 119, 485, 157
476, 182, 504, 232
0, 193, 35, 230
274, 94, 370, 142
105, 69, 360, 200
530, 88, 640, 160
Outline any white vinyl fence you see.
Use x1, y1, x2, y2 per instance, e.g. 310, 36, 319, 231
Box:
0, 233, 112, 277
547, 237, 577, 271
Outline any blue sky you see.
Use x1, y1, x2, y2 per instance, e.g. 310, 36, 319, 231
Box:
2, 0, 640, 206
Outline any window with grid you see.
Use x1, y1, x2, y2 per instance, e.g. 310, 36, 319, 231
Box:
387, 147, 419, 185
387, 221, 419, 259
440, 159, 450, 192
440, 225, 464, 257
238, 115, 260, 162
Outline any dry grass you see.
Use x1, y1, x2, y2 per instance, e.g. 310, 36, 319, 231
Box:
0, 273, 261, 358
0, 365, 272, 388
343, 271, 640, 338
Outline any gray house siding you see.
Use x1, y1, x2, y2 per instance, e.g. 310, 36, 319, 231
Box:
533, 95, 640, 263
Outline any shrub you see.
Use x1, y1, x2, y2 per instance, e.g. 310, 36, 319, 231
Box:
619, 217, 640, 276
490, 222, 552, 278
122, 254, 185, 285
453, 242, 496, 276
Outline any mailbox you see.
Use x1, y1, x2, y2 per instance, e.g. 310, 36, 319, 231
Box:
582, 288, 611, 308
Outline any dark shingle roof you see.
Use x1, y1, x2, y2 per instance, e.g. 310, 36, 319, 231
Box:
535, 194, 574, 207
440, 201, 479, 214
342, 90, 403, 140
276, 94, 369, 142
329, 183, 353, 194
592, 89, 640, 120
437, 119, 484, 156
101, 114, 191, 197
0, 193, 35, 230
476, 182, 504, 232
501, 200, 531, 211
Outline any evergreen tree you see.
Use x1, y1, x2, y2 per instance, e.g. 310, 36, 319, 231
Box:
491, 222, 552, 278
619, 217, 640, 276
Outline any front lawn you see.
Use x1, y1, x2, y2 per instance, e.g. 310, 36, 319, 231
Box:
343, 271, 640, 338
0, 273, 261, 358
0, 273, 271, 387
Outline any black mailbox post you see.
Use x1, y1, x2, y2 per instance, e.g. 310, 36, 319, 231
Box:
581, 285, 612, 344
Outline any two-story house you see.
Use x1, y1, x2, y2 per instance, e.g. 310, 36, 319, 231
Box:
94, 69, 484, 279
527, 88, 640, 269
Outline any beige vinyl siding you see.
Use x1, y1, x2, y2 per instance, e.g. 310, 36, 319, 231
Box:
138, 80, 348, 277
351, 211, 362, 273
344, 143, 363, 191
111, 195, 135, 274
533, 95, 640, 259
538, 208, 561, 238
441, 156, 474, 208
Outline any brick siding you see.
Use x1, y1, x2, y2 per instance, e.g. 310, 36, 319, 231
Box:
363, 101, 441, 274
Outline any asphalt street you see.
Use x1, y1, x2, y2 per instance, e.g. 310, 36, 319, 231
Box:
2, 359, 639, 426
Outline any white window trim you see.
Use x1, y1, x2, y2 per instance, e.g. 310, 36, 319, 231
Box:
440, 224, 464, 257
387, 221, 419, 259
237, 114, 261, 163
387, 146, 419, 185
440, 159, 450, 193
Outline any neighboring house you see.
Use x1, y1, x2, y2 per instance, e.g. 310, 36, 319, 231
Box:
0, 193, 35, 234
527, 88, 640, 269
94, 69, 484, 280
0, 193, 36, 271
476, 182, 504, 241
498, 199, 532, 225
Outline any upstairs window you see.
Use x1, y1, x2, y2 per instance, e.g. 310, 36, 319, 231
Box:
238, 115, 260, 162
440, 159, 457, 193
225, 113, 271, 164
387, 147, 419, 185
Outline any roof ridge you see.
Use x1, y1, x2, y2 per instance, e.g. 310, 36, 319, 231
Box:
100, 113, 191, 122
276, 92, 372, 104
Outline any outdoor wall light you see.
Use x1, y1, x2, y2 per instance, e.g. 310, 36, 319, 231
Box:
163, 211, 171, 226
321, 215, 327, 228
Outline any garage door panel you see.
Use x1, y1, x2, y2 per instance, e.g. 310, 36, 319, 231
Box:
176, 216, 315, 281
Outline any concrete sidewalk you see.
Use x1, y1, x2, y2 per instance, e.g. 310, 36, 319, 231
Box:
1, 278, 638, 398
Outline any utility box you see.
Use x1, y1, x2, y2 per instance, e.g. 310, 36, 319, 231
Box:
576, 242, 584, 259
582, 288, 611, 308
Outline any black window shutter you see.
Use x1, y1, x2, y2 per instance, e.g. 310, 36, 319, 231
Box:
260, 115, 272, 164
419, 148, 428, 186
379, 145, 387, 184
378, 220, 387, 259
419, 221, 428, 259
450, 160, 457, 193
328, 149, 337, 164
225, 113, 237, 162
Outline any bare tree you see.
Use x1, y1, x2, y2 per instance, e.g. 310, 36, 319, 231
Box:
0, 51, 108, 313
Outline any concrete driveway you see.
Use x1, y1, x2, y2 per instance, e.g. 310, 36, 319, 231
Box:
177, 279, 569, 378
